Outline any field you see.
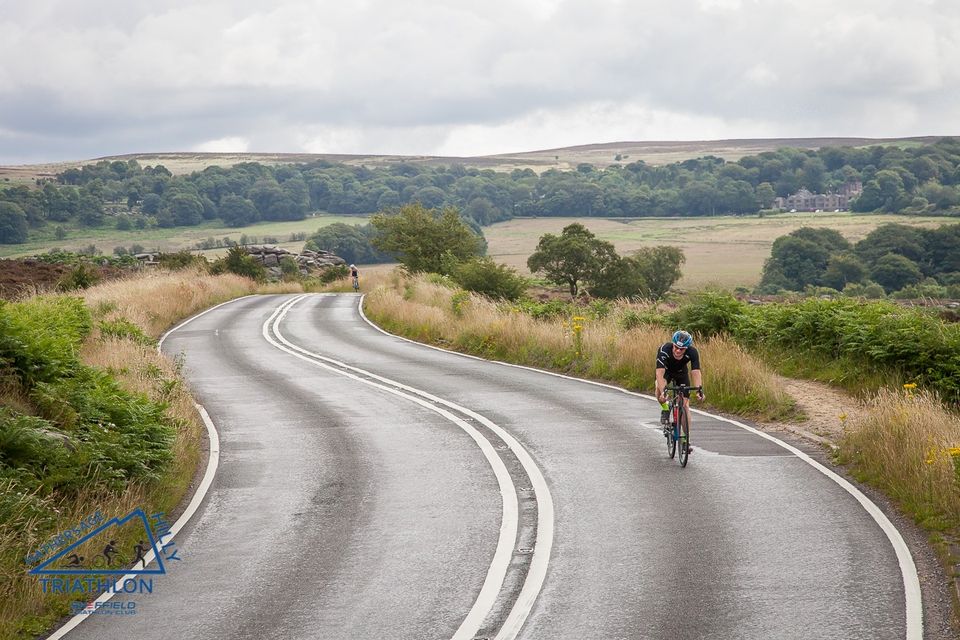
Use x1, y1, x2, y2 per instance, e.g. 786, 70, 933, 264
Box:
0, 215, 369, 259
483, 212, 952, 289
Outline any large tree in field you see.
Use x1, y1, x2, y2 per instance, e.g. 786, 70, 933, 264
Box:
527, 223, 617, 297
588, 246, 685, 300
371, 203, 483, 274
759, 227, 848, 291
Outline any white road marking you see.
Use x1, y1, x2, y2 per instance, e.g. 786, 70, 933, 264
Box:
357, 294, 923, 640
47, 295, 250, 638
264, 295, 545, 640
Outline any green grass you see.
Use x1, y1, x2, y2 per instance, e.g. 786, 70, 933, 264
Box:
0, 214, 369, 259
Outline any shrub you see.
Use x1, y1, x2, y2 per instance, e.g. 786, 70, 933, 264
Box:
452, 257, 527, 301
670, 291, 747, 338
210, 246, 266, 282
57, 263, 101, 291
735, 298, 960, 401
157, 251, 208, 271
318, 264, 349, 284
279, 256, 300, 281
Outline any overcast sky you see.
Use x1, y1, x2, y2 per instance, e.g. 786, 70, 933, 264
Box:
0, 0, 957, 164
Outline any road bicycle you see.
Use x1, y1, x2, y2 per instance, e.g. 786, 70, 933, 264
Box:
663, 384, 701, 467
352, 275, 359, 292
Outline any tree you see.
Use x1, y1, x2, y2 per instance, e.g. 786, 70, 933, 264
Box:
854, 223, 924, 266
870, 253, 923, 293
527, 223, 617, 297
0, 202, 29, 243
219, 195, 259, 227
821, 253, 868, 290
305, 222, 393, 264
632, 246, 685, 299
371, 203, 483, 274
760, 235, 831, 291
588, 246, 685, 300
463, 197, 501, 226
756, 182, 776, 209
142, 193, 162, 215
789, 227, 850, 252
165, 193, 204, 226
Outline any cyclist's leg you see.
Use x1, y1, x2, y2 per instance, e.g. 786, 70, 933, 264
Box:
660, 373, 675, 427
674, 369, 692, 449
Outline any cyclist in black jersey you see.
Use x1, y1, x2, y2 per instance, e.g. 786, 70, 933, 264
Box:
349, 264, 359, 291
655, 330, 704, 424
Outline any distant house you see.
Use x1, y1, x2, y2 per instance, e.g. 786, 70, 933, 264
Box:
774, 181, 862, 212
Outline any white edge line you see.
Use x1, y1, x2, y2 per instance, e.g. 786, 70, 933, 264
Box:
265, 295, 518, 640
46, 295, 249, 639
356, 293, 922, 640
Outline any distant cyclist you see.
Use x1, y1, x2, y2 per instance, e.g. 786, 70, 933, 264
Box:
349, 264, 359, 291
655, 330, 705, 427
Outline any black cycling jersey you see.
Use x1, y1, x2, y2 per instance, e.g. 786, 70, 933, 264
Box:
656, 342, 700, 382
350, 267, 359, 278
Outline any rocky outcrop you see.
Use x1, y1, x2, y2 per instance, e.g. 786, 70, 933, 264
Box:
242, 245, 346, 279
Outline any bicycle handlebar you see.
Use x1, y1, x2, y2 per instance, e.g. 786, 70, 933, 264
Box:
664, 384, 702, 391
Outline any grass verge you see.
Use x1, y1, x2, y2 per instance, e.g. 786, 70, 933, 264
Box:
0, 269, 271, 639
362, 271, 796, 422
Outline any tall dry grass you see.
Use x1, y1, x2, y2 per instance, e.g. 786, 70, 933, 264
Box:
82, 268, 258, 338
363, 272, 796, 421
839, 389, 960, 530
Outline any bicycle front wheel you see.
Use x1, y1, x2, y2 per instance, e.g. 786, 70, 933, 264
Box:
678, 407, 690, 467
666, 422, 676, 459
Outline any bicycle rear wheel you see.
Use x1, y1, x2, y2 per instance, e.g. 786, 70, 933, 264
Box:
678, 407, 690, 467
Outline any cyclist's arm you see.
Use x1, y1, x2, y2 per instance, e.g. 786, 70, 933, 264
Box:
691, 368, 702, 389
691, 368, 703, 399
655, 367, 667, 402
689, 348, 703, 398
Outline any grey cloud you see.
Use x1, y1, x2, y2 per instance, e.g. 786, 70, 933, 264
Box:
0, 0, 958, 163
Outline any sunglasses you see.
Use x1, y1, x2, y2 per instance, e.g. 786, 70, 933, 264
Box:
672, 345, 688, 351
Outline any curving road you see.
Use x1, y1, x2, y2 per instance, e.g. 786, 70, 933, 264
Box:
61, 293, 918, 640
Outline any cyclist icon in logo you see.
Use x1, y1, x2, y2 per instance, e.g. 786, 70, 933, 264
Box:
133, 541, 148, 568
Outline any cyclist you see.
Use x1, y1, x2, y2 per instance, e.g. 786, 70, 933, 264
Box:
655, 329, 705, 434
349, 264, 359, 291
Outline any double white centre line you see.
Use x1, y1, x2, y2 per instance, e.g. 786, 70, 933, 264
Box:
263, 294, 554, 640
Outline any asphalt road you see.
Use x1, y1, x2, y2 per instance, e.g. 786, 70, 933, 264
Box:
63, 293, 915, 640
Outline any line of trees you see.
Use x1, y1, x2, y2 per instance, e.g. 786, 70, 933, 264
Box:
759, 223, 960, 297
2, 138, 960, 244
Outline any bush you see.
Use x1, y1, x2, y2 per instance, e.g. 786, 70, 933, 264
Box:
318, 264, 349, 284
735, 298, 960, 401
670, 291, 747, 338
842, 281, 886, 298
511, 298, 574, 320
452, 257, 527, 301
210, 246, 266, 282
0, 297, 91, 386
890, 279, 949, 300
157, 251, 208, 271
618, 307, 668, 331
279, 256, 300, 281
57, 263, 101, 291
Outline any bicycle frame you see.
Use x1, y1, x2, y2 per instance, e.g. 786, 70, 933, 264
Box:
664, 383, 701, 467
